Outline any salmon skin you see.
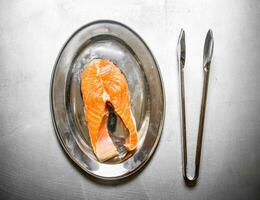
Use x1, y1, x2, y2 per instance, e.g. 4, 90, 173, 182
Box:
81, 59, 138, 161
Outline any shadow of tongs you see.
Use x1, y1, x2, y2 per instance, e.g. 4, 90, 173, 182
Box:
177, 29, 214, 182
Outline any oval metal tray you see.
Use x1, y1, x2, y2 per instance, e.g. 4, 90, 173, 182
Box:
50, 20, 165, 180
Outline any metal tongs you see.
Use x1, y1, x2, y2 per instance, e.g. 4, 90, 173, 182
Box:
177, 29, 214, 182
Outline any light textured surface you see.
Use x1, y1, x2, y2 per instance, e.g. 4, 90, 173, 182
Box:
0, 0, 260, 199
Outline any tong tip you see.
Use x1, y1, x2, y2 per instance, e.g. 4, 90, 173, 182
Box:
207, 29, 213, 37
177, 29, 186, 68
203, 29, 214, 69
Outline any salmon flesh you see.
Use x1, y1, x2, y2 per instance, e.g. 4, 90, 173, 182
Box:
81, 59, 138, 161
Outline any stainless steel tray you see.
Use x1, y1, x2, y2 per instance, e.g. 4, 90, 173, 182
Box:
50, 20, 165, 180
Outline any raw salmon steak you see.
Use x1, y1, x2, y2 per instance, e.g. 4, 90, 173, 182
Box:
81, 59, 138, 161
